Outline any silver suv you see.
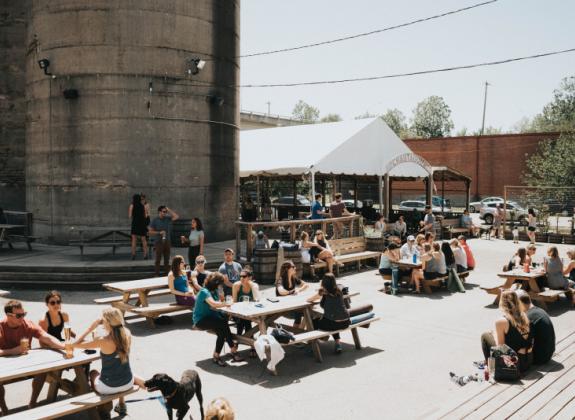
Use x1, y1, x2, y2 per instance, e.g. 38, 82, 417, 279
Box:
479, 201, 528, 225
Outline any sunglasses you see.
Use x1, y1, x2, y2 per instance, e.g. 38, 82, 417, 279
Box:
196, 260, 206, 264
9, 312, 27, 319
49, 300, 61, 305
240, 274, 251, 278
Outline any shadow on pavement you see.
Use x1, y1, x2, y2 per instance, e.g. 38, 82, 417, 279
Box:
195, 344, 383, 388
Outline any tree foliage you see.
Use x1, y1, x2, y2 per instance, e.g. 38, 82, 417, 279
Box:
320, 113, 342, 123
292, 100, 320, 123
381, 108, 409, 138
354, 111, 377, 120
524, 133, 575, 187
531, 76, 575, 133
410, 95, 454, 138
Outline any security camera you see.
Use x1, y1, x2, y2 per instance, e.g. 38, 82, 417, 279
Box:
38, 58, 52, 76
187, 58, 206, 75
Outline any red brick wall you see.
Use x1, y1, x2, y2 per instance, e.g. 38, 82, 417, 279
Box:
403, 132, 559, 199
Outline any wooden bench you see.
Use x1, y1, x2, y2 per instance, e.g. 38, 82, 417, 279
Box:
4, 386, 139, 420
536, 289, 574, 306
131, 302, 191, 320
289, 316, 380, 349
93, 288, 171, 304
4, 234, 39, 251
440, 218, 469, 239
307, 237, 380, 277
70, 239, 132, 257
381, 271, 469, 294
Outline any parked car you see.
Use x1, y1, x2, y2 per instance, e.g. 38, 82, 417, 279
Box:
341, 199, 363, 209
272, 195, 311, 207
469, 196, 504, 213
479, 201, 528, 225
398, 200, 443, 213
416, 196, 452, 212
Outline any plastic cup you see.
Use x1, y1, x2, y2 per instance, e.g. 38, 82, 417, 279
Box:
64, 342, 74, 359
20, 338, 29, 353
225, 295, 233, 305
242, 296, 250, 303
488, 357, 495, 375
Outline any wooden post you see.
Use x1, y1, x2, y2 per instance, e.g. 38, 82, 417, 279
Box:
292, 179, 297, 220
247, 223, 254, 261
383, 174, 390, 220
441, 172, 445, 214
378, 175, 384, 216
465, 180, 471, 210
256, 175, 261, 220
235, 223, 241, 260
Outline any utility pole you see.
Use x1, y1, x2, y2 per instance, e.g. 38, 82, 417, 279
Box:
265, 101, 271, 116
480, 81, 490, 136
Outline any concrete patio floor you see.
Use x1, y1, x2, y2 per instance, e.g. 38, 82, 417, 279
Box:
1, 237, 574, 419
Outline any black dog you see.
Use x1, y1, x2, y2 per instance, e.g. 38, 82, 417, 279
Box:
145, 370, 204, 420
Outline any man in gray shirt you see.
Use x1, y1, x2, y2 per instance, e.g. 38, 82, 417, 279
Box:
148, 205, 179, 276
218, 248, 242, 296
420, 205, 435, 234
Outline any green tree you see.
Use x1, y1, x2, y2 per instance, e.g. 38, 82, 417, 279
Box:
472, 126, 503, 136
381, 108, 408, 138
410, 95, 454, 138
354, 111, 377, 120
510, 117, 536, 134
455, 127, 468, 136
320, 113, 342, 123
531, 76, 575, 133
292, 100, 320, 123
524, 133, 575, 187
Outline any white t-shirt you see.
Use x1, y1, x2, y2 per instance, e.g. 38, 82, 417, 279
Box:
400, 243, 418, 260
453, 247, 467, 268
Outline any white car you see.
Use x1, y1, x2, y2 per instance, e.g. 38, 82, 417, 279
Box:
479, 201, 528, 225
342, 199, 363, 209
469, 196, 504, 213
398, 200, 443, 213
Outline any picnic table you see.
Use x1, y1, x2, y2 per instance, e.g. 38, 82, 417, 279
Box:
395, 258, 422, 270
101, 277, 187, 327
219, 291, 378, 373
0, 290, 9, 297
0, 348, 99, 413
71, 226, 136, 256
483, 268, 558, 309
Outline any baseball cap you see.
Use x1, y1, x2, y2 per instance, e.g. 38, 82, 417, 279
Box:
407, 235, 415, 241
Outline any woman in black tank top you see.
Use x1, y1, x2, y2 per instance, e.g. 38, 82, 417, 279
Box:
38, 291, 75, 342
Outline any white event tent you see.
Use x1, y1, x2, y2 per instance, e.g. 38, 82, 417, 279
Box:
240, 118, 434, 217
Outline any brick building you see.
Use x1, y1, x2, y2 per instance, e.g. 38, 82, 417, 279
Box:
403, 132, 559, 200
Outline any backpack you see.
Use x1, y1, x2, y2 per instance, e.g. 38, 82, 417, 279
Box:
491, 344, 521, 382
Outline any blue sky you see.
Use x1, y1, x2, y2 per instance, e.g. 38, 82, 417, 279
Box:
240, 0, 575, 132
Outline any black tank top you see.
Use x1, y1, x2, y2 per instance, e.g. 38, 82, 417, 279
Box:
505, 319, 531, 352
46, 311, 65, 341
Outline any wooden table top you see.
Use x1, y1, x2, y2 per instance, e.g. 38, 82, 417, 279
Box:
220, 293, 315, 319
0, 348, 100, 383
103, 276, 168, 293
396, 259, 422, 269
497, 269, 546, 279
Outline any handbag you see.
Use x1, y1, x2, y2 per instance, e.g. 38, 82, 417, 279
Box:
271, 324, 295, 344
491, 344, 521, 382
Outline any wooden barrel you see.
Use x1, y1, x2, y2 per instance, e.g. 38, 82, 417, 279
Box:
252, 249, 278, 285
535, 233, 548, 243
251, 247, 303, 285
366, 237, 385, 252
564, 235, 575, 245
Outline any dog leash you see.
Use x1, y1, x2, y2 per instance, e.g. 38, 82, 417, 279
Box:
124, 395, 167, 409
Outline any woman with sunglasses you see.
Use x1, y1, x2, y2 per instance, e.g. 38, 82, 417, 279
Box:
190, 255, 211, 293
38, 291, 75, 342
168, 255, 196, 306
232, 268, 260, 332
276, 261, 308, 329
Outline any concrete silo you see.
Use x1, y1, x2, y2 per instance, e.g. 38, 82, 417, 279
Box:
25, 0, 240, 242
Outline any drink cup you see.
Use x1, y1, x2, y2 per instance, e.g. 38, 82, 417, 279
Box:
185, 265, 191, 280
488, 357, 495, 375
64, 342, 74, 359
225, 295, 233, 305
64, 325, 72, 342
20, 338, 29, 353
242, 296, 250, 303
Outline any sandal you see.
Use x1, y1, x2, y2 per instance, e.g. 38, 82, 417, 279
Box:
212, 356, 227, 367
114, 403, 127, 416
231, 352, 245, 362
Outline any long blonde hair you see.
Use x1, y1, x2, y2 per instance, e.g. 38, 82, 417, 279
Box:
499, 291, 530, 335
102, 308, 131, 363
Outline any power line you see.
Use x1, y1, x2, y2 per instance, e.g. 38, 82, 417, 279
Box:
240, 0, 500, 58
239, 47, 575, 88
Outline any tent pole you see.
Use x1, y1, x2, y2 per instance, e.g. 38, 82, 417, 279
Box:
311, 171, 316, 214
378, 175, 384, 218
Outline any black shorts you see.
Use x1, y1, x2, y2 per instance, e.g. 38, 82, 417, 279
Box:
528, 226, 536, 232
379, 268, 393, 275
424, 271, 438, 280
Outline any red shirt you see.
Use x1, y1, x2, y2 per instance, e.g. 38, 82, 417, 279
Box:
461, 243, 475, 269
0, 318, 44, 350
